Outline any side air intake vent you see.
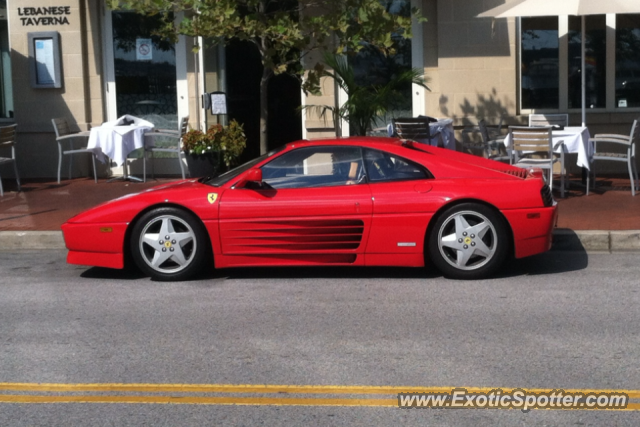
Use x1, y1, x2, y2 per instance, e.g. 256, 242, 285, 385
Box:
501, 169, 528, 179
221, 219, 365, 254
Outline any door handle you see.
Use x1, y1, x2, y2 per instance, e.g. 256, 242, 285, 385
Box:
414, 183, 432, 193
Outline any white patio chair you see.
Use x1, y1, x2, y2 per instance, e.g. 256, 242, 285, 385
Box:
143, 116, 188, 182
52, 118, 98, 184
509, 126, 566, 197
0, 124, 20, 196
587, 119, 639, 196
528, 114, 569, 128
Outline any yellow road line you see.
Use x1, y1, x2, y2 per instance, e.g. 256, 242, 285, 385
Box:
0, 394, 396, 407
0, 394, 639, 410
1, 383, 638, 409
1, 383, 639, 398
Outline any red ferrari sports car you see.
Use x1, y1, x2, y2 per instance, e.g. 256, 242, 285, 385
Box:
62, 137, 557, 281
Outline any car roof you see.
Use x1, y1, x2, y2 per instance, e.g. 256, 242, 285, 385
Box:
285, 137, 405, 150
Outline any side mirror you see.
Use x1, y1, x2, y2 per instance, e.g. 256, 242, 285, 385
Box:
245, 168, 262, 182
234, 168, 263, 189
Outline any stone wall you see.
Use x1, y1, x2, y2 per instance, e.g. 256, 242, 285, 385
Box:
8, 0, 103, 178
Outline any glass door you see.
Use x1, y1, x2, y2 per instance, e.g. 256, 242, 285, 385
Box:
104, 10, 181, 129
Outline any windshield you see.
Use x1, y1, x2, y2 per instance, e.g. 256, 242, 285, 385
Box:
203, 146, 286, 187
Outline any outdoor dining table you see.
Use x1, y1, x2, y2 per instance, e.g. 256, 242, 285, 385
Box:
386, 118, 456, 150
503, 126, 593, 170
87, 115, 154, 182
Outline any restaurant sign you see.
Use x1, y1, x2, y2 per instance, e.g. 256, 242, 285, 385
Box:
18, 7, 71, 26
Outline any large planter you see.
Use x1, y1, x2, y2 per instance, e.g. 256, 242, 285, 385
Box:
185, 152, 222, 178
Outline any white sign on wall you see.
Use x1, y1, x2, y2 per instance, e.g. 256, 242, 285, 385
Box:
136, 38, 152, 61
210, 93, 227, 114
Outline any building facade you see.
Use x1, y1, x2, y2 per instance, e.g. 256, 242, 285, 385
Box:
2, 0, 639, 179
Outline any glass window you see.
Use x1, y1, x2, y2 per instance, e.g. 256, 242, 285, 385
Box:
348, 0, 412, 132
261, 146, 365, 189
364, 149, 428, 182
616, 14, 640, 108
521, 17, 559, 110
0, 0, 13, 119
204, 149, 279, 187
568, 15, 606, 109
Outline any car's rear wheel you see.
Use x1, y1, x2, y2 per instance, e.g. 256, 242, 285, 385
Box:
428, 203, 509, 280
131, 207, 208, 281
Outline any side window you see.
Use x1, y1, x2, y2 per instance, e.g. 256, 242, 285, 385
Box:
261, 146, 365, 189
364, 149, 429, 183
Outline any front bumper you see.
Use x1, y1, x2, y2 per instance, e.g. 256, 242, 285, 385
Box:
62, 222, 128, 269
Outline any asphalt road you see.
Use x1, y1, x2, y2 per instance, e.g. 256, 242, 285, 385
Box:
0, 249, 639, 426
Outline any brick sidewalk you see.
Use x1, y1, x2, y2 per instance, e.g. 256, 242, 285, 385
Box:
0, 176, 639, 231
0, 178, 174, 231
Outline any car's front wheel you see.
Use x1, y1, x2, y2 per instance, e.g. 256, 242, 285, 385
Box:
428, 203, 509, 280
131, 207, 208, 281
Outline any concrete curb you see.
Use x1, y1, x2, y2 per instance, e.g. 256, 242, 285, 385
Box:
552, 229, 640, 253
0, 231, 66, 250
2, 229, 640, 253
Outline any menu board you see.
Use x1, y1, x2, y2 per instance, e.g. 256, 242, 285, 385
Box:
28, 32, 62, 88
34, 38, 56, 85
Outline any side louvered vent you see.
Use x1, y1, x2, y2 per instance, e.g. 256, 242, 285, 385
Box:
221, 219, 365, 254
499, 168, 528, 179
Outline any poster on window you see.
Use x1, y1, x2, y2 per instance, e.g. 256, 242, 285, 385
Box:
136, 38, 152, 61
35, 38, 55, 85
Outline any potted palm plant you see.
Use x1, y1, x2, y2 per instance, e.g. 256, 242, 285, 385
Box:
304, 53, 429, 136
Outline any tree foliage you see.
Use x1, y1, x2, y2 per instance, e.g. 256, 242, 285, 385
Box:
111, 0, 419, 87
110, 0, 422, 152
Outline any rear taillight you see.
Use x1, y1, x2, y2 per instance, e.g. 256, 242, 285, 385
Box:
528, 168, 545, 181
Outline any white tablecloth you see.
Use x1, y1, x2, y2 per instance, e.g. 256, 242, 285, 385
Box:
88, 115, 154, 166
503, 126, 593, 170
387, 118, 456, 150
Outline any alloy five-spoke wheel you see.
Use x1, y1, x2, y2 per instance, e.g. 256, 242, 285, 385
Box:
131, 207, 208, 281
428, 203, 509, 280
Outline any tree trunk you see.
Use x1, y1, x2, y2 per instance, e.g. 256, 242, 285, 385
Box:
259, 68, 272, 155
258, 4, 272, 156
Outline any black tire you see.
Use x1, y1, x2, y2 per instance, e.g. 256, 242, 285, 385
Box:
427, 203, 509, 280
130, 207, 208, 281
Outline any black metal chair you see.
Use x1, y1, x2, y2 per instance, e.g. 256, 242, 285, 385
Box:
0, 124, 21, 196
392, 116, 441, 147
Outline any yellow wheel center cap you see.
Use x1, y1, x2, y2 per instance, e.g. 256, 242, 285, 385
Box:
164, 241, 172, 248
464, 237, 472, 245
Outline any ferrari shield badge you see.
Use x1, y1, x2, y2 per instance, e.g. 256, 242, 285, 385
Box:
207, 193, 218, 204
